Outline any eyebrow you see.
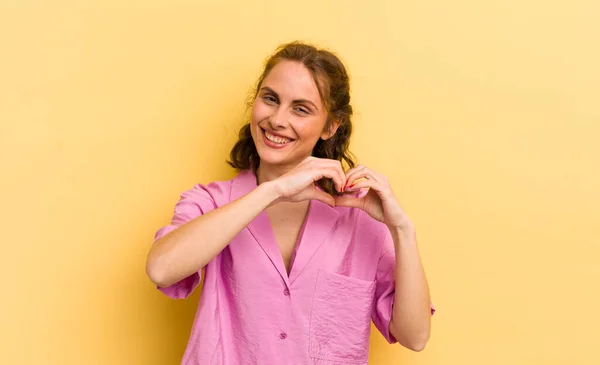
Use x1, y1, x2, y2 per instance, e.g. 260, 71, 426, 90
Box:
260, 86, 319, 111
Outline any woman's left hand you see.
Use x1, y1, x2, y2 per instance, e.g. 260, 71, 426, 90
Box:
334, 165, 414, 231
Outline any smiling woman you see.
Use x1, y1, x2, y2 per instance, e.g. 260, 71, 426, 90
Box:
145, 41, 434, 365
228, 42, 356, 196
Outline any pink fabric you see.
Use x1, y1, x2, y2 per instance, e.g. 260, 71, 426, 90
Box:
153, 169, 434, 364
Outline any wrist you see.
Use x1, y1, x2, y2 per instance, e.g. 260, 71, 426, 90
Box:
386, 217, 414, 234
388, 224, 417, 246
256, 180, 282, 208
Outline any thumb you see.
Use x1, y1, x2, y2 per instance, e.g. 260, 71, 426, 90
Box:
334, 195, 364, 209
301, 186, 335, 207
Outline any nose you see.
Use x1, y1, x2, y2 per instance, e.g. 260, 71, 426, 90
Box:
268, 107, 288, 129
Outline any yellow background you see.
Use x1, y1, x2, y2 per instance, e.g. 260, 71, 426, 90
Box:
1, 1, 598, 364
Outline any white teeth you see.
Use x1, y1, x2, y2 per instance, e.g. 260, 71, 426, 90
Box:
264, 130, 292, 144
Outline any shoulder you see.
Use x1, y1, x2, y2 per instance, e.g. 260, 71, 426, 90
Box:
177, 171, 245, 209
189, 176, 234, 198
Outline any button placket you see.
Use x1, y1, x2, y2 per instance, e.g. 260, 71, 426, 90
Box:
279, 281, 291, 343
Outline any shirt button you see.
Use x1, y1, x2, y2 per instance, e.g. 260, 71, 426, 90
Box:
279, 332, 287, 340
283, 288, 290, 296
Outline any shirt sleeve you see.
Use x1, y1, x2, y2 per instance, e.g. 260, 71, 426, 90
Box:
371, 226, 436, 344
152, 184, 218, 299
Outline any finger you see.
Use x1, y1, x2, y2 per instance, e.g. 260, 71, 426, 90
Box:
317, 166, 345, 193
298, 156, 316, 169
329, 160, 348, 192
345, 169, 373, 189
334, 195, 365, 210
294, 162, 342, 194
303, 185, 335, 207
344, 179, 378, 193
346, 166, 386, 188
322, 159, 347, 191
312, 160, 346, 192
343, 164, 366, 181
364, 167, 386, 182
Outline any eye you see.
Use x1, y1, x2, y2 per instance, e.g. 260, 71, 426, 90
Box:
294, 106, 310, 115
263, 95, 278, 104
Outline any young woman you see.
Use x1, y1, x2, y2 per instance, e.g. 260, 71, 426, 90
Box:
146, 41, 435, 365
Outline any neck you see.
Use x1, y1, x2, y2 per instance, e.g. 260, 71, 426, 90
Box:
256, 161, 296, 185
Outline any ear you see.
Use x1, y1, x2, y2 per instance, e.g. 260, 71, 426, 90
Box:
320, 120, 341, 141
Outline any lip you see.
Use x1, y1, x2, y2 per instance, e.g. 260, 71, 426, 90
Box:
261, 128, 294, 149
262, 128, 294, 140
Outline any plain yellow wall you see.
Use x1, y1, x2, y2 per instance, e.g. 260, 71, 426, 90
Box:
1, 1, 599, 364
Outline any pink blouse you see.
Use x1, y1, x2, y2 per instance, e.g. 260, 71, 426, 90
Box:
153, 169, 434, 364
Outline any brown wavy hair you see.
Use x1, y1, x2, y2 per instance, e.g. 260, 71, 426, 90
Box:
227, 41, 356, 196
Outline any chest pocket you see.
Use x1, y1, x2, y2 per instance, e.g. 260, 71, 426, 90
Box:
308, 269, 376, 364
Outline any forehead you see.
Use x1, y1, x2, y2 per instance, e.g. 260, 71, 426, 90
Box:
262, 60, 323, 107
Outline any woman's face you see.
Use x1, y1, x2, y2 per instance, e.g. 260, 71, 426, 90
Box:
250, 60, 335, 170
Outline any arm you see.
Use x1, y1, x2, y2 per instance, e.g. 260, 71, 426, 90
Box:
146, 181, 279, 288
388, 224, 431, 352
335, 164, 433, 352
146, 157, 347, 289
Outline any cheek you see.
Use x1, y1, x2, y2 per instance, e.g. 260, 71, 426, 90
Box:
251, 102, 269, 125
295, 118, 327, 140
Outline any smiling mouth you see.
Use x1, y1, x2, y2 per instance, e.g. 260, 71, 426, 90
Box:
262, 129, 294, 145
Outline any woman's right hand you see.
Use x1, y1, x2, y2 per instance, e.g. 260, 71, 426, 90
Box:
268, 156, 347, 207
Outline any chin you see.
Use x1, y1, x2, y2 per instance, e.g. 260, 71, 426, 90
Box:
256, 149, 291, 166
